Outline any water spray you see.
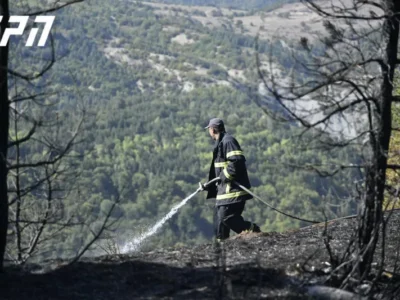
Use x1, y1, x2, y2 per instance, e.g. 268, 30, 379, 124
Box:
121, 177, 220, 253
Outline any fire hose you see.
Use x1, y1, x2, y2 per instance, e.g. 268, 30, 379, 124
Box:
201, 177, 322, 224
232, 180, 322, 224
201, 178, 378, 226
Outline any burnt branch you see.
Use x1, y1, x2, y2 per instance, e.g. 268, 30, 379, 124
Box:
69, 198, 121, 265
26, 0, 84, 17
301, 0, 387, 20
7, 122, 37, 149
7, 34, 55, 82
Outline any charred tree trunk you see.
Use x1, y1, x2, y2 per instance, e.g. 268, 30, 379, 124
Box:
0, 0, 9, 272
359, 0, 399, 276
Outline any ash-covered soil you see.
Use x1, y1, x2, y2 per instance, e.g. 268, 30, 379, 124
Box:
2, 211, 400, 299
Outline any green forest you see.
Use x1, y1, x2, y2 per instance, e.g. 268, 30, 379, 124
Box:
6, 0, 361, 262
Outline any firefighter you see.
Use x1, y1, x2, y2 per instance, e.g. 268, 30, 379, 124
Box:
200, 118, 261, 241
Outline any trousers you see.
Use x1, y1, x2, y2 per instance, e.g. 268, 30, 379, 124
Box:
214, 201, 252, 240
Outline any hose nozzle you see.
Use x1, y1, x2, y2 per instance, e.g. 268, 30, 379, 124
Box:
197, 177, 220, 192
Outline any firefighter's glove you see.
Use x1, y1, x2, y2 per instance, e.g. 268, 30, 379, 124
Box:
198, 182, 208, 191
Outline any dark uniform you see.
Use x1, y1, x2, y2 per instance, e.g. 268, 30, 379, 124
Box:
206, 131, 259, 240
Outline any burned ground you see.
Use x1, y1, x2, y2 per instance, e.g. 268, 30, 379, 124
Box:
2, 211, 400, 299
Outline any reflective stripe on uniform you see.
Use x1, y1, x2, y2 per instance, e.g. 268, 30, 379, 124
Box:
226, 182, 231, 194
223, 168, 233, 180
216, 190, 248, 200
226, 150, 243, 158
214, 162, 229, 168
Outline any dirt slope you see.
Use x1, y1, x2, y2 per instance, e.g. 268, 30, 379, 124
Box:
2, 210, 400, 299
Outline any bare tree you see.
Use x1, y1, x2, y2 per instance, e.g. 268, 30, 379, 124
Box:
257, 0, 400, 287
6, 91, 86, 263
0, 0, 10, 273
0, 0, 98, 271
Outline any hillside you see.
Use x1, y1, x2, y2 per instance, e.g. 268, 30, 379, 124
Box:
6, 0, 362, 263
2, 210, 400, 299
137, 0, 299, 10
139, 0, 326, 41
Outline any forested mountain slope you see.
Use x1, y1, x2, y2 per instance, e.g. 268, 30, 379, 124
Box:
8, 0, 360, 261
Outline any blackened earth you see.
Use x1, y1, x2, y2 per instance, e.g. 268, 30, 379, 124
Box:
2, 210, 400, 299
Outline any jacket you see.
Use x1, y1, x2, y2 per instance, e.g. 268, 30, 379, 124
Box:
206, 132, 253, 206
